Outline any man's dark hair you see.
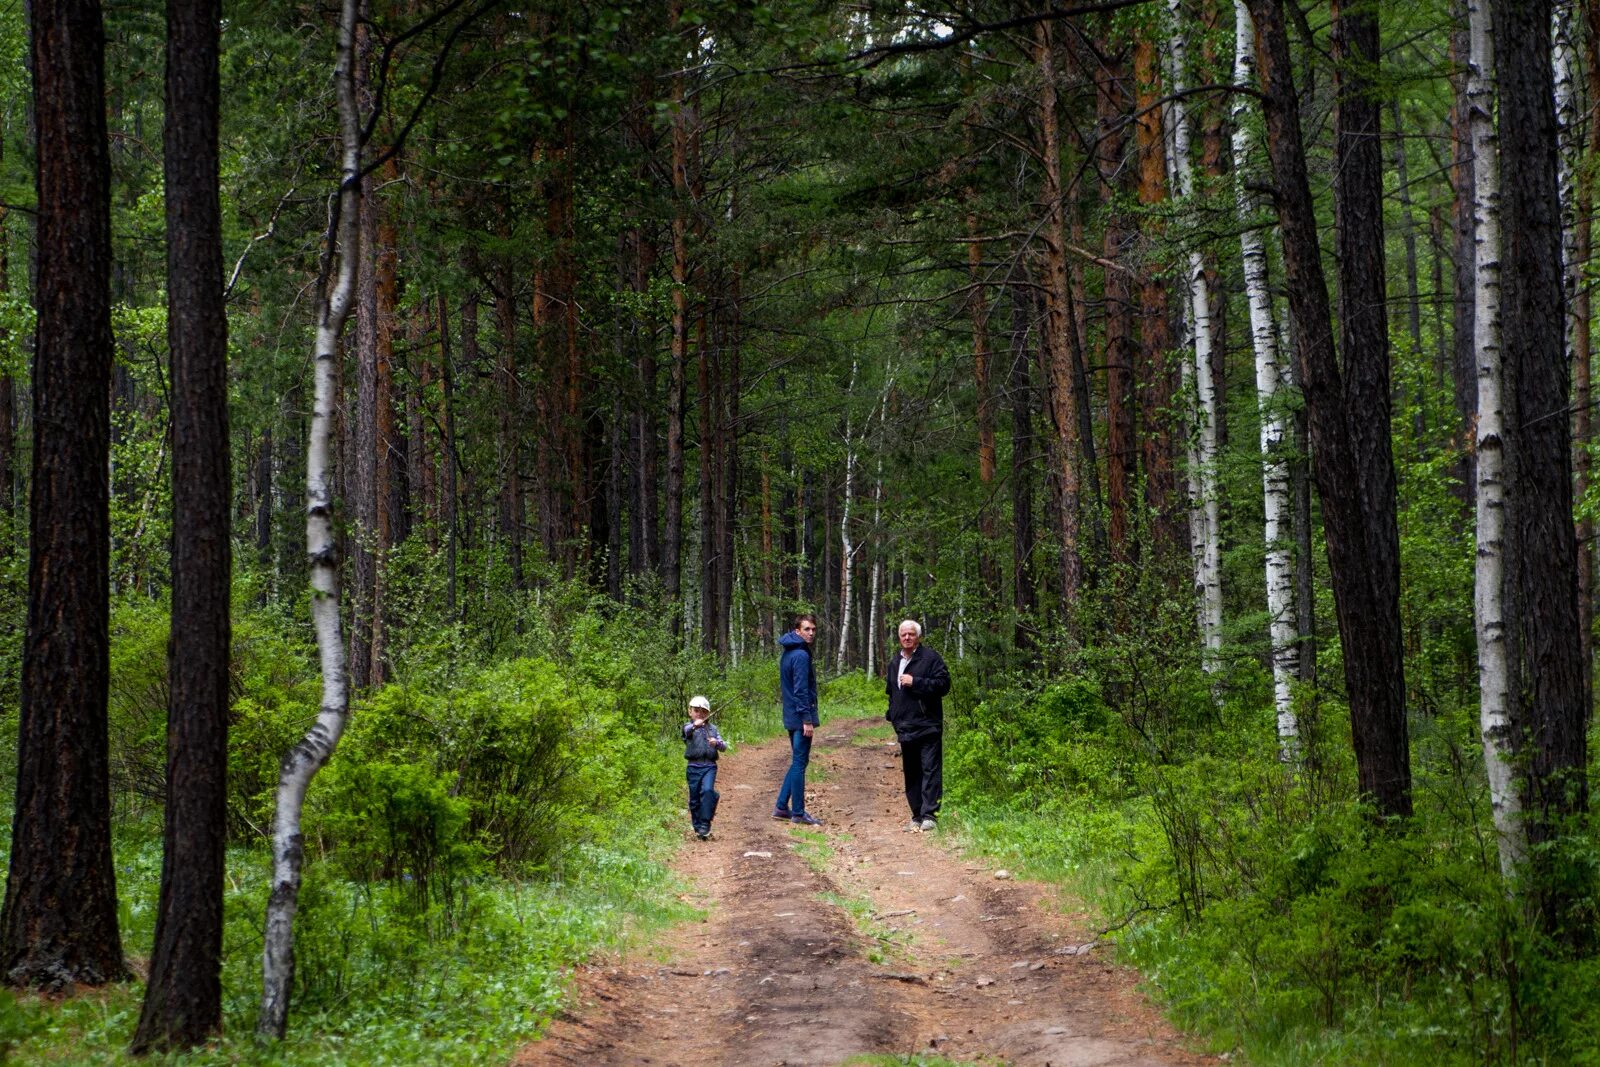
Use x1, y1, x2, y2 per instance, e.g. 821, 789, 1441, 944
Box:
792, 612, 817, 629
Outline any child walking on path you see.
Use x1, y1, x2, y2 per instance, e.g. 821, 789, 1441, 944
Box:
683, 695, 728, 840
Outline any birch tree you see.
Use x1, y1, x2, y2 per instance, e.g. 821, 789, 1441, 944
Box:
1467, 0, 1520, 877
1231, 0, 1298, 754
258, 0, 362, 1035
1164, 0, 1222, 666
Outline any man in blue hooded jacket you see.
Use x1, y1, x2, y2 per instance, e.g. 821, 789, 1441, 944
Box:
772, 612, 822, 825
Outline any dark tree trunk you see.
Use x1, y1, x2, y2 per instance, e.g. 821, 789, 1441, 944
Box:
254, 428, 272, 573
132, 0, 229, 1044
0, 0, 127, 989
1010, 286, 1038, 651
495, 265, 523, 589
347, 22, 376, 690
438, 291, 459, 615
1450, 0, 1477, 504
1096, 52, 1135, 569
1250, 0, 1411, 816
1133, 36, 1182, 561
1495, 0, 1589, 928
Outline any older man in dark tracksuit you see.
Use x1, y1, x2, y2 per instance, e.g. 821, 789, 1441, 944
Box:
885, 618, 951, 832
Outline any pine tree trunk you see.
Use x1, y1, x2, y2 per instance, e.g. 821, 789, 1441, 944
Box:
1451, 0, 1479, 503
258, 0, 359, 1035
0, 0, 126, 991
664, 6, 691, 612
132, 0, 229, 1044
1096, 55, 1136, 569
1494, 0, 1589, 922
1035, 19, 1083, 612
1248, 0, 1412, 817
1133, 36, 1182, 563
1011, 286, 1039, 649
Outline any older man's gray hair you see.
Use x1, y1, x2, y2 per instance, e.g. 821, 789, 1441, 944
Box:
897, 618, 922, 636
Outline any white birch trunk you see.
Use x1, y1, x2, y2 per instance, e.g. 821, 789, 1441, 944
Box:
1166, 0, 1223, 668
1468, 0, 1522, 880
1232, 0, 1298, 754
258, 0, 361, 1038
836, 358, 858, 673
1553, 0, 1580, 366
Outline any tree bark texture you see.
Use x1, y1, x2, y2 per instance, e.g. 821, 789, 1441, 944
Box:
1248, 0, 1412, 817
1493, 0, 1588, 914
1133, 36, 1182, 562
132, 0, 230, 1045
0, 0, 128, 990
1231, 0, 1298, 754
258, 0, 360, 1034
1034, 19, 1083, 612
1166, 0, 1223, 665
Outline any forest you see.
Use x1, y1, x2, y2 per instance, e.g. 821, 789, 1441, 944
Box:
0, 0, 1597, 1062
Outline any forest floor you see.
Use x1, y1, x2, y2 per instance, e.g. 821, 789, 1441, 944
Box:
512, 718, 1220, 1067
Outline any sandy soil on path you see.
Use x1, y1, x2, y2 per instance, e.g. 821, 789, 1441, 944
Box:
513, 718, 1219, 1067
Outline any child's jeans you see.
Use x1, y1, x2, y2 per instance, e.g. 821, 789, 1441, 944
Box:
686, 762, 719, 831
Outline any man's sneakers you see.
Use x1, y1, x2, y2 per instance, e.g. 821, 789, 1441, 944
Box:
695, 828, 711, 840
919, 817, 937, 832
771, 808, 793, 820
790, 812, 822, 826
907, 817, 937, 832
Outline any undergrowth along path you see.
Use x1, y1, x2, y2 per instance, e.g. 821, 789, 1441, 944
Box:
514, 718, 1219, 1067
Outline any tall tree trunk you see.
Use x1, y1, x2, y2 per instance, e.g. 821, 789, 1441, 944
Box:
259, 0, 359, 1036
133, 0, 229, 1044
0, 0, 126, 990
1332, 0, 1411, 815
1468, 0, 1519, 875
438, 291, 459, 615
1232, 0, 1298, 755
1011, 285, 1039, 649
1576, 0, 1600, 723
1134, 36, 1182, 562
1096, 54, 1136, 570
1166, 0, 1223, 666
1035, 18, 1084, 613
1248, 0, 1412, 817
1452, 0, 1479, 503
968, 210, 1000, 596
1493, 0, 1589, 922
495, 264, 523, 589
663, 5, 692, 614
368, 157, 399, 683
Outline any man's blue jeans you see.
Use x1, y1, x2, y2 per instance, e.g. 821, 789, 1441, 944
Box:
774, 728, 813, 816
686, 762, 719, 831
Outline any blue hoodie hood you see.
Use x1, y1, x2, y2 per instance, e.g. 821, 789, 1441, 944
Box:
778, 630, 809, 651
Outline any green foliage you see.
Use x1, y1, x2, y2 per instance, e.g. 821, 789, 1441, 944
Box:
947, 669, 1600, 1065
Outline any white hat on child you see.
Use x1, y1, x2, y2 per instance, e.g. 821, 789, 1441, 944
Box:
688, 695, 711, 711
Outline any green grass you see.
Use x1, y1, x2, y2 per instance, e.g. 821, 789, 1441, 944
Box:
817, 890, 914, 965
851, 722, 896, 746
788, 824, 834, 871
1, 791, 694, 1066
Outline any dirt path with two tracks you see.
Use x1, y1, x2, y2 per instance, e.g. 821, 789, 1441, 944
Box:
514, 718, 1221, 1067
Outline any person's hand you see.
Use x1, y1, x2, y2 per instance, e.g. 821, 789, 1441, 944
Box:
802, 722, 815, 738
899, 673, 914, 688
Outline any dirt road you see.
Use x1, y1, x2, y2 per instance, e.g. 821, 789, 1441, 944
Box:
514, 718, 1218, 1067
